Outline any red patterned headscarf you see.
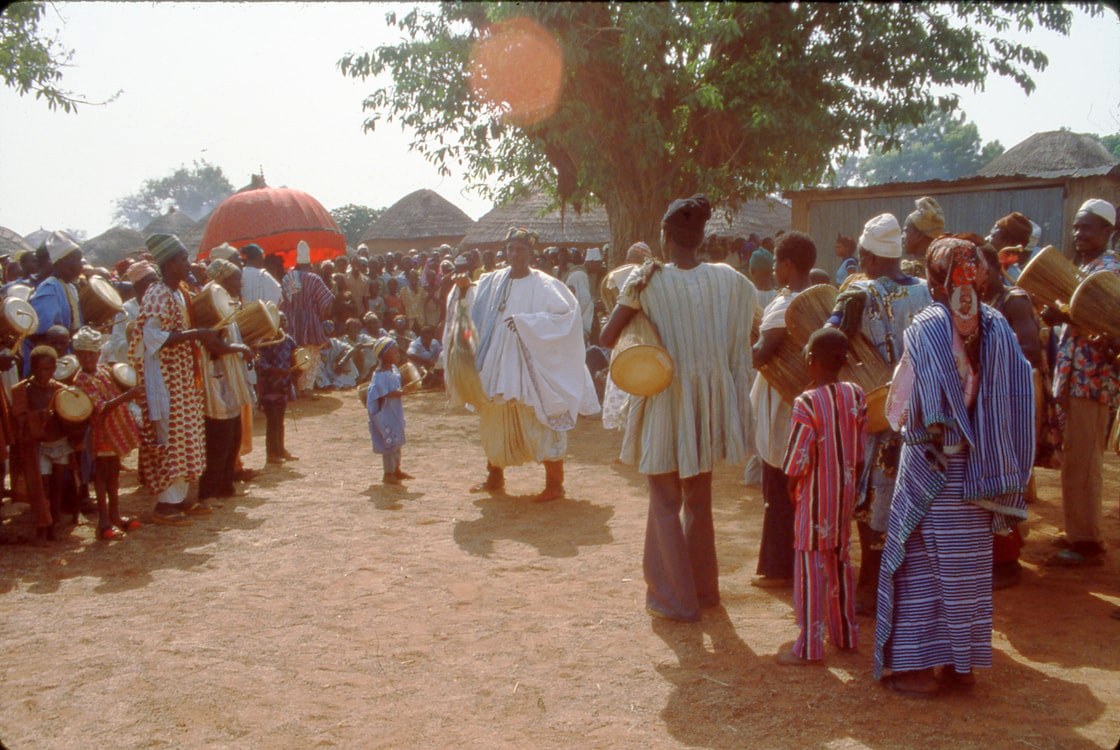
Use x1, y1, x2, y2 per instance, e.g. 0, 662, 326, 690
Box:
926, 236, 986, 369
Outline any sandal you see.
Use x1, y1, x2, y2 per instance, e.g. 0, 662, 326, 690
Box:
1045, 549, 1103, 568
115, 517, 142, 532
151, 511, 191, 527
99, 525, 125, 541
183, 502, 213, 517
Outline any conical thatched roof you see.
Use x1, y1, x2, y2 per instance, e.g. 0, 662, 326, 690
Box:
24, 228, 78, 250
359, 189, 475, 244
82, 226, 146, 267
0, 225, 33, 256
143, 207, 197, 238
706, 198, 792, 240
461, 191, 610, 248
978, 131, 1118, 177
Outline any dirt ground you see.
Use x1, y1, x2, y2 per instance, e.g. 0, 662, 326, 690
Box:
1, 388, 1118, 749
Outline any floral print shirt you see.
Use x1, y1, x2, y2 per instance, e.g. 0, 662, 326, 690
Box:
1052, 252, 1120, 406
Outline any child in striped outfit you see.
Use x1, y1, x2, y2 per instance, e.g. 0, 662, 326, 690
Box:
776, 328, 866, 665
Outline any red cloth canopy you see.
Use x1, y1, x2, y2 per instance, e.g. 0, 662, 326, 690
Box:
197, 184, 345, 268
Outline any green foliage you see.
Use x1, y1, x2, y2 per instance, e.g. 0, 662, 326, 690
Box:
113, 160, 234, 230
0, 2, 118, 112
330, 203, 385, 246
340, 2, 1084, 249
1092, 132, 1120, 159
838, 111, 1006, 186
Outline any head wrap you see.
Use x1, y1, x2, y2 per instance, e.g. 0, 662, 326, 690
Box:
906, 196, 946, 238
207, 258, 239, 282
126, 260, 159, 284
859, 213, 902, 258
296, 240, 311, 265
926, 237, 986, 359
504, 227, 538, 247
47, 231, 81, 263
146, 233, 188, 266
626, 242, 651, 263
72, 326, 103, 353
585, 247, 603, 262
1077, 198, 1116, 227
453, 255, 469, 269
372, 336, 397, 360
239, 243, 264, 262
210, 243, 239, 262
993, 212, 1033, 246
748, 248, 774, 272
662, 194, 712, 235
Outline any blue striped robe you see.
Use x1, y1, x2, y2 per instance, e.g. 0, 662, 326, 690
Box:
873, 303, 1033, 678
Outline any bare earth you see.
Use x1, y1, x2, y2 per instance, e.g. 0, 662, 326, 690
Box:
2, 389, 1118, 749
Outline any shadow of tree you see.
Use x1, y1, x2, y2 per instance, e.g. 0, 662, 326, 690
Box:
452, 494, 614, 559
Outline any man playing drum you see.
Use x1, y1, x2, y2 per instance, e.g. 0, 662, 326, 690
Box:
445, 227, 599, 502
826, 213, 932, 612
26, 232, 84, 375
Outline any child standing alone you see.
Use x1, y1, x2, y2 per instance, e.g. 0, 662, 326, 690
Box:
366, 337, 412, 485
776, 328, 866, 666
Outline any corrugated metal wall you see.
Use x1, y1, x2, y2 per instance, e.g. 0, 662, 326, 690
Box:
805, 187, 1065, 277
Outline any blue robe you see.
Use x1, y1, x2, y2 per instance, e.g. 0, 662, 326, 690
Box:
366, 367, 405, 454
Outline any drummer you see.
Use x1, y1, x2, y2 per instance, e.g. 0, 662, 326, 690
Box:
25, 233, 84, 375
826, 213, 931, 613
1043, 198, 1120, 568
198, 258, 255, 505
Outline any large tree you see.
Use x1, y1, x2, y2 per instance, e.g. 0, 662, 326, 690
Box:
835, 111, 1005, 186
330, 203, 385, 246
1, 2, 117, 112
340, 2, 1083, 256
113, 160, 234, 230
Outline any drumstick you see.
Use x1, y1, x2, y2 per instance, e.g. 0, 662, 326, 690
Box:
210, 310, 239, 331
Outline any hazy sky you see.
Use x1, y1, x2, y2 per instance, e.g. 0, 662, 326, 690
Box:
1, 2, 1117, 239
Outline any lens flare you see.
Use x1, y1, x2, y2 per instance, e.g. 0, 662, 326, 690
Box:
469, 17, 563, 127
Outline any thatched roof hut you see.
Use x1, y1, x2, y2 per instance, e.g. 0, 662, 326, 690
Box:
143, 208, 197, 238
358, 189, 475, 255
461, 191, 610, 251
979, 130, 1118, 177
0, 225, 33, 257
82, 226, 147, 267
706, 198, 792, 241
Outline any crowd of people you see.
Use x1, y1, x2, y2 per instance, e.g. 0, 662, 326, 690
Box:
1, 190, 1116, 700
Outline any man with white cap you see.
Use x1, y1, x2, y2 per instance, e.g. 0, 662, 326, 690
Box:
280, 240, 334, 397
564, 247, 595, 339
1044, 198, 1120, 567
25, 231, 84, 373
826, 212, 932, 613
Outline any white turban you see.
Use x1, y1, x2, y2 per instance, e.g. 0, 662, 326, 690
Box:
210, 242, 239, 262
47, 231, 81, 263
1077, 198, 1116, 227
1028, 220, 1041, 248
859, 213, 902, 258
585, 247, 603, 262
296, 240, 311, 265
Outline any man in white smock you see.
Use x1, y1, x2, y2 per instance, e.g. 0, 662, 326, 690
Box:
447, 227, 599, 502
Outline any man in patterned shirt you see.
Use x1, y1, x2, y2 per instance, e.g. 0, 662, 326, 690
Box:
1044, 199, 1120, 567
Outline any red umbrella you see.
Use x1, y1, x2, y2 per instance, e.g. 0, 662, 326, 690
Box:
197, 180, 345, 268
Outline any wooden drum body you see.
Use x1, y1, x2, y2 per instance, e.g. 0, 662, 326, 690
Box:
190, 284, 235, 327
291, 347, 313, 372
609, 312, 674, 397
841, 335, 892, 394
785, 284, 839, 347
759, 339, 810, 404
78, 276, 124, 327
235, 300, 281, 345
1070, 269, 1120, 339
400, 362, 424, 394
0, 297, 38, 340
1016, 245, 1082, 311
865, 384, 891, 434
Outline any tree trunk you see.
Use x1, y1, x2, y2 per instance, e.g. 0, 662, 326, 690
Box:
601, 190, 667, 270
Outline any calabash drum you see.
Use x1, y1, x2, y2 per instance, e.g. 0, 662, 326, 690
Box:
759, 340, 810, 405
750, 306, 763, 346
1070, 269, 1120, 339
400, 362, 424, 394
53, 354, 80, 384
78, 276, 124, 327
110, 362, 138, 390
291, 346, 313, 372
190, 284, 235, 327
1016, 245, 1083, 312
234, 300, 281, 345
785, 284, 839, 347
52, 386, 93, 425
609, 312, 674, 397
841, 335, 893, 394
865, 384, 891, 433
0, 297, 38, 339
